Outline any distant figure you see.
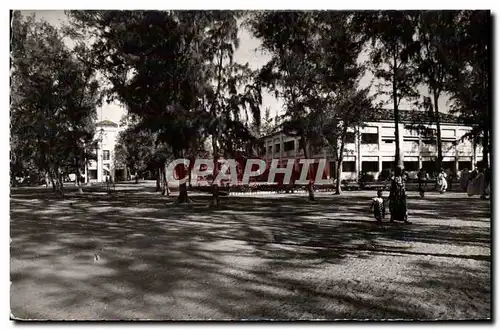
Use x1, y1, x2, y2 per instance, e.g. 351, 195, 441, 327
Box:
437, 168, 448, 194
417, 168, 428, 197
471, 167, 487, 199
470, 167, 478, 183
459, 168, 470, 192
467, 167, 482, 197
445, 168, 453, 190
389, 166, 411, 224
481, 167, 491, 199
370, 189, 386, 223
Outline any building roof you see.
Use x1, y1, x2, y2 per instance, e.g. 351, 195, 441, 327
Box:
367, 108, 462, 125
96, 119, 119, 128
260, 109, 464, 140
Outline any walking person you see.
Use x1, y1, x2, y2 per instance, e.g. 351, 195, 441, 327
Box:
417, 168, 428, 197
389, 166, 411, 224
437, 168, 448, 194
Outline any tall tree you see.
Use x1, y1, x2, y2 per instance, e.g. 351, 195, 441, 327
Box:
322, 87, 374, 194
67, 11, 262, 204
11, 12, 99, 195
114, 125, 155, 184
67, 10, 210, 203
357, 11, 420, 168
414, 11, 462, 171
447, 10, 490, 168
249, 11, 367, 200
200, 12, 262, 205
249, 11, 325, 201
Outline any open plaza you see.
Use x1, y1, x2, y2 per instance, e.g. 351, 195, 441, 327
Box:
10, 183, 491, 320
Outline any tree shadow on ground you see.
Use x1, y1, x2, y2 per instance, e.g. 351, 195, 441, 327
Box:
10, 187, 491, 320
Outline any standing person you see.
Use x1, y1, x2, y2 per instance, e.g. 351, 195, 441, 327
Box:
370, 189, 386, 224
417, 168, 427, 197
481, 167, 491, 199
474, 166, 487, 199
445, 168, 453, 191
389, 166, 411, 224
459, 168, 469, 192
437, 168, 448, 194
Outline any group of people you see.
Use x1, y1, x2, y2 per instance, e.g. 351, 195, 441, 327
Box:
418, 168, 448, 196
370, 164, 491, 224
370, 166, 411, 225
461, 167, 491, 200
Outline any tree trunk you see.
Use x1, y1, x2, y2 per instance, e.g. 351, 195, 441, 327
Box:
75, 157, 83, 194
85, 157, 89, 184
433, 91, 443, 171
301, 137, 315, 201
57, 172, 65, 197
335, 159, 343, 195
176, 152, 190, 203
178, 182, 189, 203
156, 167, 161, 192
482, 125, 489, 169
75, 170, 83, 194
393, 54, 403, 168
49, 170, 56, 192
211, 137, 220, 207
162, 163, 169, 196
335, 130, 347, 195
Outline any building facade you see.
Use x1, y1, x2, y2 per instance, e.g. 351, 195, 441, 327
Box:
85, 120, 124, 183
260, 110, 482, 181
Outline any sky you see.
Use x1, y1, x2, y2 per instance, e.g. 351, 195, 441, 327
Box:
21, 10, 451, 125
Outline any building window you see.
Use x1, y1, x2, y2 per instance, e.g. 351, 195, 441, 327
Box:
382, 161, 394, 171
422, 161, 436, 174
404, 161, 419, 171
423, 139, 436, 145
103, 150, 110, 161
345, 132, 355, 144
342, 161, 356, 172
275, 143, 281, 152
284, 140, 295, 152
459, 161, 472, 171
267, 146, 273, 154
383, 139, 394, 144
361, 133, 378, 144
442, 161, 455, 172
362, 161, 379, 172
88, 169, 97, 180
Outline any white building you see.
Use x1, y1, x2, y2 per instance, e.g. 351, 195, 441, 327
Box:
85, 120, 124, 183
260, 109, 482, 181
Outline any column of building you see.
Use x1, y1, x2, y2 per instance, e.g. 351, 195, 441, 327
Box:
355, 126, 361, 180
97, 146, 103, 183
377, 124, 382, 176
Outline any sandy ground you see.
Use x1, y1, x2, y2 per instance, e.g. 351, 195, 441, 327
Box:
10, 186, 491, 320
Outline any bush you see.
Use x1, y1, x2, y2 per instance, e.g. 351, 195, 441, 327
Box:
378, 168, 392, 181
359, 172, 375, 183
